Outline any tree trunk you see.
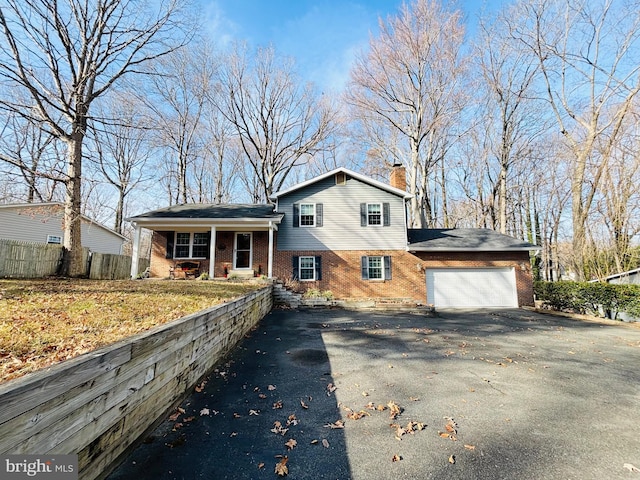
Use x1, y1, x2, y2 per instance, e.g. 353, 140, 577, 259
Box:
61, 133, 84, 277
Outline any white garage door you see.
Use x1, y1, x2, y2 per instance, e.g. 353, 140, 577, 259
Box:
426, 267, 518, 308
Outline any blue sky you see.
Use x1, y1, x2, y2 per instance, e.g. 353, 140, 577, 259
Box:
199, 0, 506, 92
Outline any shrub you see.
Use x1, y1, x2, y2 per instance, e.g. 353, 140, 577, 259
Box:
535, 280, 640, 320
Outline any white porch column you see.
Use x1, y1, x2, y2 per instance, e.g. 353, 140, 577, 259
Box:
209, 226, 216, 278
268, 221, 274, 278
130, 223, 141, 279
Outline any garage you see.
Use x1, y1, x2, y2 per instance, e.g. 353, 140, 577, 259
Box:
426, 267, 518, 308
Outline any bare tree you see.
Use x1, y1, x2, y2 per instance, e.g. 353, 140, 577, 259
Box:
216, 44, 337, 201
0, 109, 64, 202
346, 0, 467, 227
475, 7, 544, 234
508, 0, 640, 280
140, 44, 214, 205
0, 0, 190, 275
88, 93, 154, 234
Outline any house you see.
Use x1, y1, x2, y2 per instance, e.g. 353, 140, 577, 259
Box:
127, 166, 539, 307
0, 202, 126, 254
598, 268, 640, 285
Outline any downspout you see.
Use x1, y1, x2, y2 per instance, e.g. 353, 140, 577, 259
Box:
268, 221, 274, 278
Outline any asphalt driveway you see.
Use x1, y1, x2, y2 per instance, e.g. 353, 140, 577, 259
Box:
107, 307, 640, 480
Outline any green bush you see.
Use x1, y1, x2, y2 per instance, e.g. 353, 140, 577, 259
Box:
535, 280, 640, 320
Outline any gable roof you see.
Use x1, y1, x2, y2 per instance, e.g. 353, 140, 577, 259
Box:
128, 203, 282, 221
0, 202, 126, 240
270, 167, 411, 200
407, 228, 540, 252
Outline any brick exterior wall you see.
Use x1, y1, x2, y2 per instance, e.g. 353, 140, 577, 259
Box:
273, 248, 534, 307
273, 249, 427, 302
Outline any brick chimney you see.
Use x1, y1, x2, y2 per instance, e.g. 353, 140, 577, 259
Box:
390, 163, 406, 191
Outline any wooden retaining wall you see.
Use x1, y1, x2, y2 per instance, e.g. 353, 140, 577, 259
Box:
0, 286, 273, 480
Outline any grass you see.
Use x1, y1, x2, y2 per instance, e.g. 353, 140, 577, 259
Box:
0, 279, 264, 384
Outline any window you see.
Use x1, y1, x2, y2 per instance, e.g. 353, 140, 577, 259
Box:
300, 203, 315, 226
174, 232, 209, 258
175, 233, 191, 258
292, 255, 322, 281
192, 233, 209, 257
293, 203, 323, 227
367, 203, 382, 225
299, 256, 316, 280
46, 235, 62, 244
360, 203, 390, 226
361, 256, 392, 280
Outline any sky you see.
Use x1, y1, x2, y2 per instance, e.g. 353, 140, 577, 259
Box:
198, 0, 506, 93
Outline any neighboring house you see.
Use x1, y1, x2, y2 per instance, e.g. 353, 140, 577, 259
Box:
599, 268, 640, 286
128, 166, 540, 307
0, 203, 126, 254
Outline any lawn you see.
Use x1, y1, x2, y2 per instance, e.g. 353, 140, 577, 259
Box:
0, 279, 264, 384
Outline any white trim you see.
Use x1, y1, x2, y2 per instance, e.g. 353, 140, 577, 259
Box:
299, 202, 316, 227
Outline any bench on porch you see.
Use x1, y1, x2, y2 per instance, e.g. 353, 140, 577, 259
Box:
169, 261, 201, 279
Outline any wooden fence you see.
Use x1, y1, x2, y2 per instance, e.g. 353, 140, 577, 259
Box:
0, 239, 148, 279
89, 253, 149, 280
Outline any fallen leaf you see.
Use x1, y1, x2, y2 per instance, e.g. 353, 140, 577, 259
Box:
322, 439, 330, 448
376, 404, 386, 411
464, 444, 476, 450
199, 408, 210, 416
324, 420, 345, 429
258, 393, 267, 399
168, 412, 180, 421
449, 455, 455, 464
258, 463, 265, 469
194, 380, 207, 393
275, 457, 289, 476
183, 416, 195, 423
327, 383, 337, 394
388, 401, 402, 419
287, 415, 298, 426
624, 463, 640, 473
172, 422, 183, 431
347, 410, 371, 420
249, 409, 260, 416
392, 454, 402, 462
310, 439, 319, 445
300, 399, 309, 409
409, 396, 420, 401
230, 432, 237, 437
268, 384, 277, 391
285, 439, 297, 450
362, 391, 369, 397
273, 400, 283, 409
233, 413, 241, 418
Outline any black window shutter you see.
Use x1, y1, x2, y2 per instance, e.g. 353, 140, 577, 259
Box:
293, 204, 299, 227
360, 203, 367, 226
316, 203, 323, 227
205, 230, 212, 259
361, 256, 369, 279
165, 231, 175, 259
384, 256, 392, 280
383, 203, 390, 226
315, 256, 322, 280
292, 256, 299, 280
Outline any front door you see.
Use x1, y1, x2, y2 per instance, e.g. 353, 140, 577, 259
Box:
234, 233, 252, 269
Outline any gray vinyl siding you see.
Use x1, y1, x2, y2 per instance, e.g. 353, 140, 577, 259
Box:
0, 206, 124, 254
276, 175, 407, 251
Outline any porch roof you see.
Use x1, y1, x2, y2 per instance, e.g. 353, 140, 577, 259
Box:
127, 204, 284, 229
